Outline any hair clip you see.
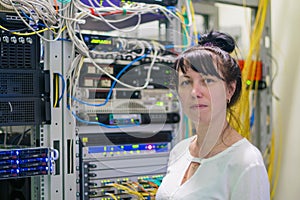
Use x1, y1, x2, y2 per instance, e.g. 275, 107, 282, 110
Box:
204, 42, 213, 47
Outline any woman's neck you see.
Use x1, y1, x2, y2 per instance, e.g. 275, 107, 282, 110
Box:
191, 121, 233, 158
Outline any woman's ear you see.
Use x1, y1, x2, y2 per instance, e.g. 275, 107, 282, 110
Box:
227, 80, 236, 100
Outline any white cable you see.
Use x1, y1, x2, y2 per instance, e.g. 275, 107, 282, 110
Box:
0, 0, 14, 10
184, 0, 194, 37
51, 148, 60, 161
69, 45, 160, 106
6, 0, 63, 42
73, 0, 184, 31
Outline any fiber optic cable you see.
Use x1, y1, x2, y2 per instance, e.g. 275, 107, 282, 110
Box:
229, 0, 270, 139
181, 5, 189, 48
107, 183, 144, 199
104, 192, 118, 200
189, 0, 198, 44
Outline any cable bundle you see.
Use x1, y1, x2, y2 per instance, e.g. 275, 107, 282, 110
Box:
229, 0, 270, 139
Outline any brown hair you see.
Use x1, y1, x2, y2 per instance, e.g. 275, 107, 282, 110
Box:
174, 31, 242, 108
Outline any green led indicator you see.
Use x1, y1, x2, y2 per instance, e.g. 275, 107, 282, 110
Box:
165, 70, 170, 74
156, 101, 164, 106
132, 144, 139, 149
95, 116, 98, 121
246, 80, 252, 85
167, 93, 173, 98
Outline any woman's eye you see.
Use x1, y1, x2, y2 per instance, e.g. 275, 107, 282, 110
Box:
204, 78, 215, 84
180, 80, 191, 86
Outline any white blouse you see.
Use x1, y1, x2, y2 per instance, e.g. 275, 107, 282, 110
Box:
155, 136, 270, 200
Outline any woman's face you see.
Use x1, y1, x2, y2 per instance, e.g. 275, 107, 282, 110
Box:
178, 67, 232, 125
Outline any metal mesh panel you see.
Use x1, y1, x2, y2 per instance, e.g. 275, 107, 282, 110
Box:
0, 70, 41, 96
0, 98, 44, 125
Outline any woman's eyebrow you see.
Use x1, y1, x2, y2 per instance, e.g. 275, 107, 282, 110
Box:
179, 74, 190, 78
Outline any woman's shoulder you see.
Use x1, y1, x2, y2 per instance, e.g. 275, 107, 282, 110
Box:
229, 138, 265, 167
168, 135, 196, 160
172, 135, 196, 151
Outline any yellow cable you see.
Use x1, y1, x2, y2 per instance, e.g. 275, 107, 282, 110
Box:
12, 27, 55, 36
266, 28, 285, 200
174, 11, 191, 49
104, 192, 118, 200
0, 24, 55, 36
53, 74, 59, 108
189, 0, 198, 44
55, 25, 67, 37
235, 1, 278, 198
267, 132, 275, 181
0, 25, 9, 32
132, 181, 151, 196
109, 183, 144, 199
124, 182, 138, 191
229, 0, 270, 140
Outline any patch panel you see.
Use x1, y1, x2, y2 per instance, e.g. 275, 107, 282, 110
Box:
83, 174, 163, 200
78, 130, 172, 199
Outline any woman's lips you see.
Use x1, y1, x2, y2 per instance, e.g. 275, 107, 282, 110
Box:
190, 104, 208, 109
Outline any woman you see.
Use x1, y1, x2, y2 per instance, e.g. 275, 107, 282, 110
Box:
155, 31, 270, 199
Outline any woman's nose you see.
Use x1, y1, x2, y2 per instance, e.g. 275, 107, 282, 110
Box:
191, 82, 206, 98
